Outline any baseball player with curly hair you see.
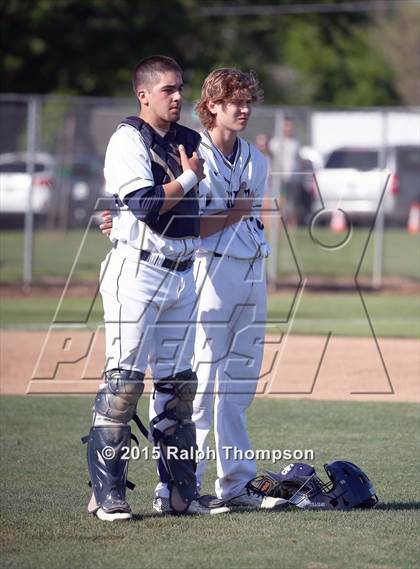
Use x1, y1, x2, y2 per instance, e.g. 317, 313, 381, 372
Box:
84, 55, 233, 521
98, 66, 285, 514
192, 69, 284, 509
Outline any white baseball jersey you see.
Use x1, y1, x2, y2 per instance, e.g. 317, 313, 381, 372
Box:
198, 130, 270, 259
104, 124, 206, 260
191, 130, 271, 500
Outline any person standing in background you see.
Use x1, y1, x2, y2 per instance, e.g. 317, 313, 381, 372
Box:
269, 117, 302, 226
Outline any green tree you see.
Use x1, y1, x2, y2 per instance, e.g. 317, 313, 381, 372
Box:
1, 0, 198, 96
370, 2, 420, 105
0, 0, 404, 106
282, 18, 399, 106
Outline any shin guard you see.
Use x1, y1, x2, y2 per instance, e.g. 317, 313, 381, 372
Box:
86, 424, 132, 515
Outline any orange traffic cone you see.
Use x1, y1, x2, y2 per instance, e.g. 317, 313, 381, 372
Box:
407, 202, 420, 234
330, 209, 347, 233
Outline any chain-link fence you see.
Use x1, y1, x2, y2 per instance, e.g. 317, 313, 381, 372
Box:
0, 94, 419, 287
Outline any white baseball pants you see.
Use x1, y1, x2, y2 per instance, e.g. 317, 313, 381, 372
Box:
98, 244, 197, 498
100, 245, 196, 379
192, 253, 267, 501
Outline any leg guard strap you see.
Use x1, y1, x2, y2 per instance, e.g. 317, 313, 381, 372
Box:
160, 422, 198, 512
151, 369, 198, 440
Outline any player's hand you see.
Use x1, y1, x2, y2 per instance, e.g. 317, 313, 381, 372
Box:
233, 182, 254, 218
99, 210, 113, 236
178, 144, 205, 182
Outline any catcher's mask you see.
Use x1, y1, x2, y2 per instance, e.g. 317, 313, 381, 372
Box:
288, 460, 379, 510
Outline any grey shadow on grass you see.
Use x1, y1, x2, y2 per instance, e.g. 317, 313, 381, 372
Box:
375, 502, 420, 511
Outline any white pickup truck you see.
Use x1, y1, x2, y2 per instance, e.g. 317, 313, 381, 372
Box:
312, 147, 399, 221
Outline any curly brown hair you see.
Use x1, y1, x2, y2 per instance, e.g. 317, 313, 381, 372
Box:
196, 68, 263, 129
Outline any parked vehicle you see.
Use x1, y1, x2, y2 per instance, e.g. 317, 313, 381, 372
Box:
53, 155, 105, 228
311, 145, 420, 224
390, 146, 420, 223
0, 152, 54, 218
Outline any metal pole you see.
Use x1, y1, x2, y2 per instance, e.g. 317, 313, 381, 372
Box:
372, 110, 387, 289
23, 97, 39, 288
268, 108, 284, 285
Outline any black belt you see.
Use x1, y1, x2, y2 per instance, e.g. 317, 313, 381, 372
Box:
139, 250, 194, 272
213, 252, 223, 258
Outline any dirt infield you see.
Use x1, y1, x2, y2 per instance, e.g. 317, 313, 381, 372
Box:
1, 330, 418, 402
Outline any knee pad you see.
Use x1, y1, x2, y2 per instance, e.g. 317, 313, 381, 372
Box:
151, 369, 198, 513
163, 369, 198, 423
94, 369, 145, 424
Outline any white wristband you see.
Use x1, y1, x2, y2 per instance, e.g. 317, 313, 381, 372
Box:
176, 169, 198, 195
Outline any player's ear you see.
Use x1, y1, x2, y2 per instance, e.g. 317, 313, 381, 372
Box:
206, 100, 218, 116
137, 87, 149, 107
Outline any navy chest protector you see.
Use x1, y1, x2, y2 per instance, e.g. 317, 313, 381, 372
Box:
120, 116, 201, 239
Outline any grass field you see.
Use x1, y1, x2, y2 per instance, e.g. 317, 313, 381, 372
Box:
273, 225, 420, 280
2, 227, 418, 338
1, 396, 419, 569
1, 228, 419, 283
1, 291, 418, 338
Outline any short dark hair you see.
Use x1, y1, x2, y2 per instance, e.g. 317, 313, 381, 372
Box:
132, 56, 182, 93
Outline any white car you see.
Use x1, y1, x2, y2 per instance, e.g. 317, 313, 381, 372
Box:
0, 152, 54, 216
312, 147, 398, 221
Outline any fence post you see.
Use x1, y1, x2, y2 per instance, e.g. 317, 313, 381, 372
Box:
23, 96, 40, 288
267, 108, 284, 286
372, 110, 388, 289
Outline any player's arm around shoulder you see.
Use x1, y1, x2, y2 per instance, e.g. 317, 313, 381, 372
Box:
199, 183, 254, 239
